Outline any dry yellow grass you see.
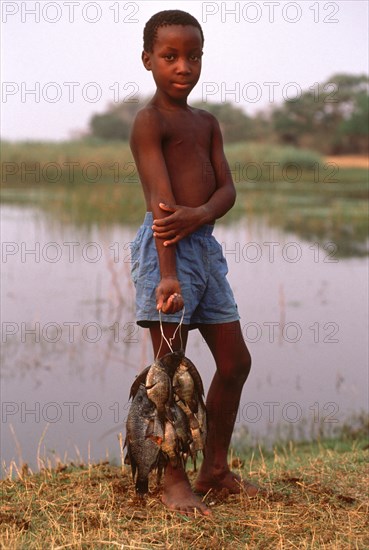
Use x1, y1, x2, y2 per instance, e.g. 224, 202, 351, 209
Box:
325, 155, 369, 169
1, 441, 368, 549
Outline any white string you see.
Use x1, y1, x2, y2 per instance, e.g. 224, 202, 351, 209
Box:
156, 306, 185, 360
170, 306, 185, 351
158, 310, 173, 356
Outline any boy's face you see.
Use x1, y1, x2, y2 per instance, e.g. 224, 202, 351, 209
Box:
142, 25, 203, 102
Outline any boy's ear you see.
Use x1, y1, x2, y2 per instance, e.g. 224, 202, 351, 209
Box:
142, 51, 152, 71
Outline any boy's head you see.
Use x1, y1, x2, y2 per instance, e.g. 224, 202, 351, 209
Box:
143, 10, 204, 53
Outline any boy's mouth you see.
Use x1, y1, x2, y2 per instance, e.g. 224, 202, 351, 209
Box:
172, 82, 193, 89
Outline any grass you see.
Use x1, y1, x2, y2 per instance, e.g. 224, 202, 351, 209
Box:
3, 139, 367, 186
1, 437, 368, 549
1, 140, 368, 256
232, 180, 369, 257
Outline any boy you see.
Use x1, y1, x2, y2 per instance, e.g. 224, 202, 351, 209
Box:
130, 10, 259, 515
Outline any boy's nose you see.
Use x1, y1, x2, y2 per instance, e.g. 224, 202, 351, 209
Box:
176, 60, 191, 74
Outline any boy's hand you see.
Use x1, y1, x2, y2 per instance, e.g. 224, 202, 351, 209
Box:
152, 203, 208, 246
156, 276, 184, 314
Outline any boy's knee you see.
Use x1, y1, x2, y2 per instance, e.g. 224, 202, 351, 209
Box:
239, 350, 252, 382
219, 350, 251, 385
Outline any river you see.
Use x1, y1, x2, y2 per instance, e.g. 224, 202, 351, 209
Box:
1, 204, 368, 473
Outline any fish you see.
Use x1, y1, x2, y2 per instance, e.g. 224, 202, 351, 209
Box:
173, 363, 196, 410
161, 420, 178, 466
160, 350, 184, 377
170, 402, 191, 454
175, 398, 204, 448
195, 399, 207, 451
179, 356, 205, 399
188, 413, 203, 452
145, 360, 172, 421
129, 351, 183, 401
173, 356, 206, 414
129, 366, 150, 400
174, 389, 207, 468
126, 352, 207, 491
125, 384, 163, 495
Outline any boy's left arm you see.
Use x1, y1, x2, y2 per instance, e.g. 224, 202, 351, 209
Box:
152, 117, 236, 246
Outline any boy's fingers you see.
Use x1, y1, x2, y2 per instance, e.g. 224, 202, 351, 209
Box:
161, 295, 173, 313
153, 228, 176, 238
161, 293, 184, 313
152, 217, 175, 227
159, 202, 177, 212
163, 233, 184, 246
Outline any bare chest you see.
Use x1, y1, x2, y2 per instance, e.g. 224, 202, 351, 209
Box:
162, 113, 212, 153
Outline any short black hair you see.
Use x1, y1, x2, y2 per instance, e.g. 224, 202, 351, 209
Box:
143, 10, 204, 52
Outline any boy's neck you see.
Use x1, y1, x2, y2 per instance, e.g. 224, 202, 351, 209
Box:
151, 90, 191, 111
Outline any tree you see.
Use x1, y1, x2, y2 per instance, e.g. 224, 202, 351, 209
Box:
89, 100, 142, 141
192, 101, 252, 142
271, 73, 369, 153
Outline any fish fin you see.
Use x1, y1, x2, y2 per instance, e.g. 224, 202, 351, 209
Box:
145, 418, 155, 437
145, 381, 157, 391
189, 398, 198, 414
145, 418, 164, 446
165, 403, 174, 422
183, 356, 205, 396
160, 350, 184, 376
129, 367, 150, 399
189, 414, 200, 430
135, 478, 149, 495
156, 452, 167, 484
181, 452, 189, 468
128, 451, 137, 481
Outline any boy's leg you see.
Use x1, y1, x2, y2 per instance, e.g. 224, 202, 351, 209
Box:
195, 321, 259, 496
149, 322, 211, 515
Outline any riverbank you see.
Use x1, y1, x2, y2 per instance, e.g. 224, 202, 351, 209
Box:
1, 437, 368, 549
1, 141, 368, 257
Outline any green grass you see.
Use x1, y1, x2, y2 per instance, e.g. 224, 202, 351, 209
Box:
1, 140, 368, 256
1, 139, 367, 185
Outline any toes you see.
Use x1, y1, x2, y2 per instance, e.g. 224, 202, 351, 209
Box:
199, 504, 212, 516
170, 502, 211, 517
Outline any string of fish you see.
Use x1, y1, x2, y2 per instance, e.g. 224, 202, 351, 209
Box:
124, 308, 207, 495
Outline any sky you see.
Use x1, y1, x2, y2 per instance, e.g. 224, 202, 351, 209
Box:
1, 0, 368, 141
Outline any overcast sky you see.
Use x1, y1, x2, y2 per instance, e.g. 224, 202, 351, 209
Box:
1, 0, 368, 141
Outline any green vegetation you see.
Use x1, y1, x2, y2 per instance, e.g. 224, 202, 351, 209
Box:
85, 73, 369, 154
270, 73, 369, 154
1, 433, 368, 549
1, 140, 368, 256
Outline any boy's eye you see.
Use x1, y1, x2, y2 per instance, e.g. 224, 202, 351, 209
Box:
164, 54, 175, 61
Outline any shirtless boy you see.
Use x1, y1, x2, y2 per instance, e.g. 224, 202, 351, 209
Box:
130, 10, 259, 516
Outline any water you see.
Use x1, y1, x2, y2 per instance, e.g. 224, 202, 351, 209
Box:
1, 204, 368, 472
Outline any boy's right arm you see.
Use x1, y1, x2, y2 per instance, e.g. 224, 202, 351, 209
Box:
130, 108, 183, 314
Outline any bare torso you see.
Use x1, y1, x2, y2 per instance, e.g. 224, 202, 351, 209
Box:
139, 104, 217, 210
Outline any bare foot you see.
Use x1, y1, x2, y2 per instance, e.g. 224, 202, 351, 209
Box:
162, 465, 212, 516
195, 468, 261, 497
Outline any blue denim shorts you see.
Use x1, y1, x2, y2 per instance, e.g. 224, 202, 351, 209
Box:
130, 213, 240, 328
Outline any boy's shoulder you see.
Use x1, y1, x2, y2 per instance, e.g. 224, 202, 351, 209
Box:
130, 104, 166, 144
133, 103, 218, 124
132, 104, 163, 127
131, 104, 220, 143
190, 105, 218, 124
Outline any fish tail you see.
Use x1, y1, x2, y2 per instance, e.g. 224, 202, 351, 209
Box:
135, 477, 149, 495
